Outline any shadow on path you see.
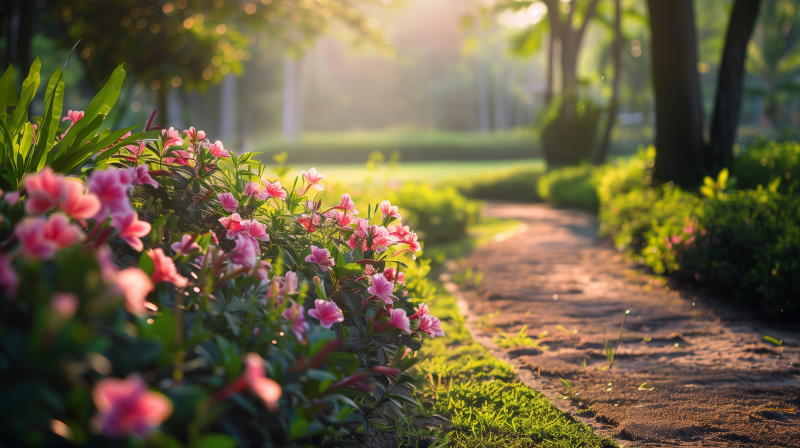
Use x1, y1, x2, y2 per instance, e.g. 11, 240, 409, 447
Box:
461, 203, 800, 448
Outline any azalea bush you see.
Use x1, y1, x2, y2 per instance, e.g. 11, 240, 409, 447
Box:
0, 59, 448, 446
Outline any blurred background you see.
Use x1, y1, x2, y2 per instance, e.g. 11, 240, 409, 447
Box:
2, 0, 800, 184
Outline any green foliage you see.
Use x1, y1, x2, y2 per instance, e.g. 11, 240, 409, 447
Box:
590, 147, 800, 318
389, 184, 481, 245
492, 326, 540, 349
731, 140, 800, 192
0, 59, 145, 191
539, 96, 602, 167
537, 165, 601, 211
453, 168, 544, 203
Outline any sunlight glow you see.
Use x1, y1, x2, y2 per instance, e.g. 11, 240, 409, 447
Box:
497, 2, 547, 29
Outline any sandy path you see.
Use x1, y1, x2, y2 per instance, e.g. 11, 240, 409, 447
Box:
460, 203, 800, 447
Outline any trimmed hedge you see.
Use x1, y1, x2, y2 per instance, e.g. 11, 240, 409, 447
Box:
452, 168, 544, 203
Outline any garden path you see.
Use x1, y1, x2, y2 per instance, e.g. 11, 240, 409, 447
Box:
458, 203, 800, 448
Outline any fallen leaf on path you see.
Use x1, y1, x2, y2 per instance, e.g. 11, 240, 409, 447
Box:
638, 383, 654, 390
765, 408, 796, 413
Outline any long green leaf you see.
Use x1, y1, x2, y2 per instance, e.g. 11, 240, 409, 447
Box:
12, 57, 41, 134
57, 64, 126, 158
0, 64, 17, 116
29, 68, 64, 175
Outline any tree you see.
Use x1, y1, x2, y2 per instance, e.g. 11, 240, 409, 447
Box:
646, 0, 761, 187
37, 0, 388, 125
593, 0, 621, 165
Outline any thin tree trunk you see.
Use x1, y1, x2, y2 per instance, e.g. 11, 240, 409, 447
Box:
477, 37, 490, 133
647, 0, 706, 187
594, 0, 623, 165
7, 0, 33, 79
294, 51, 315, 140
282, 57, 297, 141
545, 31, 554, 106
157, 84, 168, 128
492, 65, 506, 130
707, 0, 762, 172
219, 74, 236, 146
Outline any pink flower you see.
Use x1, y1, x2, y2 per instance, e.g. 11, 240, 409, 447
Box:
301, 167, 326, 192
326, 209, 354, 227
112, 268, 154, 316
208, 140, 228, 157
183, 127, 206, 142
393, 231, 421, 260
129, 165, 159, 189
380, 200, 401, 221
334, 194, 358, 215
383, 267, 405, 285
0, 255, 18, 298
161, 127, 184, 151
245, 219, 270, 242
229, 236, 259, 268
44, 213, 85, 249
282, 302, 308, 339
388, 223, 411, 239
308, 299, 344, 329
367, 274, 397, 304
219, 213, 246, 239
386, 307, 411, 334
217, 192, 238, 213
283, 271, 298, 295
298, 214, 316, 233
259, 179, 287, 200
370, 225, 395, 251
305, 246, 334, 272
61, 110, 84, 138
24, 167, 64, 214
671, 235, 682, 245
244, 182, 261, 197
4, 191, 20, 205
88, 169, 133, 219
52, 292, 79, 320
147, 248, 188, 287
169, 150, 193, 166
418, 314, 445, 338
111, 211, 151, 252
91, 374, 173, 439
409, 303, 429, 319
171, 234, 201, 255
243, 353, 282, 411
61, 179, 101, 220
355, 218, 370, 238
16, 216, 82, 259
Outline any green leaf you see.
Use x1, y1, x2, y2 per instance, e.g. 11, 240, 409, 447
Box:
138, 250, 155, 276
195, 434, 236, 448
0, 64, 18, 115
13, 58, 40, 134
29, 68, 64, 174
289, 416, 309, 440
717, 168, 729, 190
764, 335, 782, 346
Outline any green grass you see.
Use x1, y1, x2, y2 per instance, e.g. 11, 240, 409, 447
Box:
265, 159, 546, 187
253, 130, 540, 164
405, 219, 615, 448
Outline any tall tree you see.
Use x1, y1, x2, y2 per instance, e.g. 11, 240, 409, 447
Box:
707, 0, 762, 172
593, 0, 622, 165
646, 0, 706, 187
647, 0, 762, 186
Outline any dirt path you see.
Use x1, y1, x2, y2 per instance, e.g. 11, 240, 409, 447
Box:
459, 203, 800, 448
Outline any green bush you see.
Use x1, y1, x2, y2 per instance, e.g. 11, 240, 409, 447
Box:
592, 147, 800, 318
731, 140, 800, 192
537, 165, 601, 211
389, 184, 481, 245
452, 168, 544, 202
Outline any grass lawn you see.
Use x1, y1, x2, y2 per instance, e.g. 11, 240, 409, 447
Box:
400, 219, 615, 448
268, 159, 546, 186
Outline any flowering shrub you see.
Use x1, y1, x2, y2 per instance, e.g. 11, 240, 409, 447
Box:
0, 60, 446, 446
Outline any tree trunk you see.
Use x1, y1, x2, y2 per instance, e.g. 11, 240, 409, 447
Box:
492, 65, 506, 130
6, 0, 33, 79
594, 0, 622, 165
477, 37, 490, 134
157, 84, 169, 128
220, 74, 236, 146
707, 0, 762, 172
647, 0, 706, 187
545, 31, 554, 106
281, 57, 297, 141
